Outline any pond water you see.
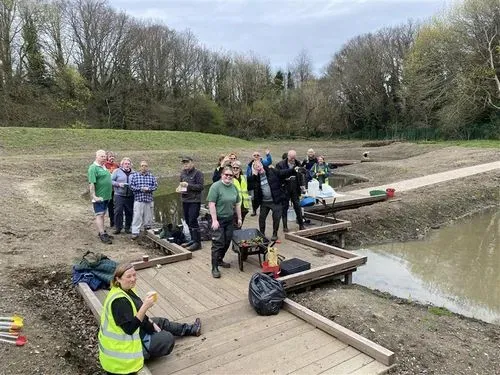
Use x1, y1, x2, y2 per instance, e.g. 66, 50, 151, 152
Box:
153, 173, 359, 225
354, 208, 500, 323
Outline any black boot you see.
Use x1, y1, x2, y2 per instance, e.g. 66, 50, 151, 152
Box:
212, 266, 221, 278
187, 229, 202, 251
190, 318, 202, 336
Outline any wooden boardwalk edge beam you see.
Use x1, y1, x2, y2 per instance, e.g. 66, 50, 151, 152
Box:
285, 232, 358, 259
132, 252, 192, 271
145, 230, 192, 256
291, 221, 352, 237
278, 257, 366, 289
76, 283, 153, 375
283, 298, 395, 366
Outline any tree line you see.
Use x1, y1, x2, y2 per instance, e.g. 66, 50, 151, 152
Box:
0, 0, 498, 139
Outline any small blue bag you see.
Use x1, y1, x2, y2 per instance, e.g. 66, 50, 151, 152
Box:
300, 196, 316, 207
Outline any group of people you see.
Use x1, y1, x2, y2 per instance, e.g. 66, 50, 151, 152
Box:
207, 148, 331, 278
88, 150, 158, 244
87, 148, 331, 274
91, 148, 332, 374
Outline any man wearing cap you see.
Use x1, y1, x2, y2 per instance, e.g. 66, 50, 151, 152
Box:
179, 156, 204, 251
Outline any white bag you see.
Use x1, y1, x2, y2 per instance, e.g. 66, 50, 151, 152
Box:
181, 219, 191, 241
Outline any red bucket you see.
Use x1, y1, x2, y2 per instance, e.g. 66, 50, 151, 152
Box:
386, 188, 395, 198
262, 261, 280, 278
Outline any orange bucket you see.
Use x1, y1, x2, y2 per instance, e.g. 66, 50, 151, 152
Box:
386, 188, 395, 198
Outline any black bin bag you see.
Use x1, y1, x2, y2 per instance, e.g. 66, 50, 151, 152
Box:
248, 272, 286, 316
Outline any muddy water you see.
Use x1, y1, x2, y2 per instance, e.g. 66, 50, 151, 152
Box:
355, 208, 500, 323
153, 172, 359, 224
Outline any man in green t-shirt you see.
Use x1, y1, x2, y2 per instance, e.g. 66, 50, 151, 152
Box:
207, 166, 242, 278
88, 150, 113, 244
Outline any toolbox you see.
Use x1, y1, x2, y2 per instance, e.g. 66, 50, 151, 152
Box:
279, 258, 311, 276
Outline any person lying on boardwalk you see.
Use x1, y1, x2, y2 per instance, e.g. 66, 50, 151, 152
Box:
99, 263, 201, 375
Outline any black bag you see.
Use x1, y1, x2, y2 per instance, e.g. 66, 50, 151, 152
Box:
198, 214, 214, 241
248, 273, 286, 316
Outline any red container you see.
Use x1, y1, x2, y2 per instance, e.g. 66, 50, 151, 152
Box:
262, 261, 280, 278
386, 188, 395, 198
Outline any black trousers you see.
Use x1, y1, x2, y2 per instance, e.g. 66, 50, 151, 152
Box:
114, 195, 134, 231
143, 317, 194, 360
259, 201, 282, 237
282, 194, 303, 227
183, 202, 201, 230
211, 217, 234, 268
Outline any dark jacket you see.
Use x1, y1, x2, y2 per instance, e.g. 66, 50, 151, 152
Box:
247, 166, 295, 205
302, 157, 318, 181
180, 168, 204, 202
276, 159, 306, 197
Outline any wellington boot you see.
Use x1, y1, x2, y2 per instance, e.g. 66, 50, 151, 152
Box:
212, 267, 221, 278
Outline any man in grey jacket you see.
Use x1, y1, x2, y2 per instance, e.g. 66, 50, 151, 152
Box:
111, 158, 135, 234
179, 156, 204, 251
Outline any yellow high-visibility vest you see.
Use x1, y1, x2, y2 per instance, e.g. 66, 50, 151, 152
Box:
233, 174, 250, 209
99, 287, 143, 374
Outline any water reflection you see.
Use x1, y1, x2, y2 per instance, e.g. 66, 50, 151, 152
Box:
355, 208, 500, 323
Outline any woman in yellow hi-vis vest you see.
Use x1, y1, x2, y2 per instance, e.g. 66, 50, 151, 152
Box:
99, 263, 202, 374
231, 160, 251, 226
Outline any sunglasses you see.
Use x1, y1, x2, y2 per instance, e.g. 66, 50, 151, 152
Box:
232, 166, 240, 169
253, 154, 260, 158
223, 173, 234, 177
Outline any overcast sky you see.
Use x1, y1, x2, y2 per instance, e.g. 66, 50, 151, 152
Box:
108, 0, 450, 74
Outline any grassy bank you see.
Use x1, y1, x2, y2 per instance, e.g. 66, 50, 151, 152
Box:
0, 127, 253, 155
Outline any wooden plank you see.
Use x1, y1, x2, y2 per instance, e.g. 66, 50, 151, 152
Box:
178, 300, 253, 329
290, 346, 360, 374
207, 328, 340, 374
132, 252, 191, 271
305, 194, 386, 213
144, 268, 207, 316
321, 353, 374, 374
174, 309, 296, 354
285, 232, 359, 259
303, 212, 340, 224
164, 264, 230, 309
292, 222, 351, 237
145, 230, 192, 255
134, 274, 178, 320
158, 318, 311, 374
283, 299, 395, 366
77, 283, 102, 322
284, 269, 357, 292
278, 257, 366, 289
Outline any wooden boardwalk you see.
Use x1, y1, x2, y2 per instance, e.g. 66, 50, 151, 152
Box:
129, 243, 390, 375
80, 214, 394, 375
